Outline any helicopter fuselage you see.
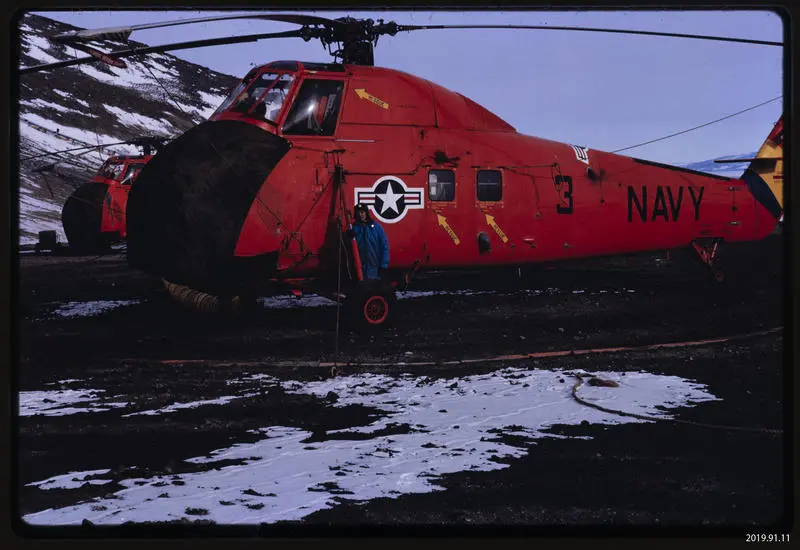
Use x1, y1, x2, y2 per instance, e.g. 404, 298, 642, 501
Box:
126, 60, 779, 296
60, 154, 150, 254
218, 62, 777, 277
96, 155, 151, 238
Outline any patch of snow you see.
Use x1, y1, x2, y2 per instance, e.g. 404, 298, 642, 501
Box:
171, 101, 217, 123
20, 34, 60, 66
22, 367, 719, 525
258, 295, 337, 309
122, 394, 260, 418
101, 104, 176, 135
52, 300, 140, 318
21, 99, 83, 114
18, 389, 129, 417
26, 470, 113, 490
45, 379, 84, 386
16, 173, 67, 245
77, 63, 155, 89
20, 114, 127, 153
226, 374, 278, 386
196, 90, 228, 118
19, 191, 62, 214
19, 123, 94, 160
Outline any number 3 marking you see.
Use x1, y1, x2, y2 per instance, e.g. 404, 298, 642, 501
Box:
555, 175, 574, 214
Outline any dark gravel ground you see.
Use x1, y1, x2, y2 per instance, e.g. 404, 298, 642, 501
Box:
12, 234, 791, 537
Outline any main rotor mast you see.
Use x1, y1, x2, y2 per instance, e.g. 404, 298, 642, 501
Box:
301, 17, 401, 65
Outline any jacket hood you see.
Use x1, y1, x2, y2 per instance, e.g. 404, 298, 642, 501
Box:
354, 203, 374, 224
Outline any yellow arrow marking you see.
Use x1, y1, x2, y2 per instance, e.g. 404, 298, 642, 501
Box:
355, 88, 389, 110
485, 213, 509, 243
436, 214, 460, 245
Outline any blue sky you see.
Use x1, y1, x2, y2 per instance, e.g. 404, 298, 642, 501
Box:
33, 9, 783, 165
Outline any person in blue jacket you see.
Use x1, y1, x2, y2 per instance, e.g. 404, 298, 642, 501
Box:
348, 203, 390, 280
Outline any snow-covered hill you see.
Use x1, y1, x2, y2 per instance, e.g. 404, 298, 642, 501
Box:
681, 152, 755, 179
16, 12, 239, 245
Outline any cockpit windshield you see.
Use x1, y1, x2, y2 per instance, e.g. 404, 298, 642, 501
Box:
120, 164, 144, 185
213, 71, 295, 124
99, 160, 125, 180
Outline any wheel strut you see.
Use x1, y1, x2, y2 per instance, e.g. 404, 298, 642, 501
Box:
691, 239, 724, 282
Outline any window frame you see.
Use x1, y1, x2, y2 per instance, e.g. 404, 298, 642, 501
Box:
476, 169, 503, 202
244, 73, 296, 126
280, 77, 347, 138
210, 68, 259, 117
120, 164, 144, 186
428, 169, 456, 202
211, 69, 297, 126
100, 161, 125, 181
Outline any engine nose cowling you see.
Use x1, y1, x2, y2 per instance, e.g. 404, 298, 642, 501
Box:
61, 181, 112, 254
126, 120, 291, 297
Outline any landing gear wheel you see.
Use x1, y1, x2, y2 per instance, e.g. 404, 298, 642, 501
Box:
363, 294, 390, 325
346, 285, 396, 329
231, 292, 260, 319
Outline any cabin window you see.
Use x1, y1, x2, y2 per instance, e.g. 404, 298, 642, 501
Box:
282, 79, 344, 136
428, 170, 455, 201
477, 170, 502, 201
120, 165, 143, 186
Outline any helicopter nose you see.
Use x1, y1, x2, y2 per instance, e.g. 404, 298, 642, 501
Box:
61, 181, 111, 254
126, 120, 291, 297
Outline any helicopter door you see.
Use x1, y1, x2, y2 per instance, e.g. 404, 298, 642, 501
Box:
424, 167, 463, 265
473, 168, 512, 262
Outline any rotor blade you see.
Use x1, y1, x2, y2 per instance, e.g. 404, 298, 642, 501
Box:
20, 29, 304, 74
714, 157, 781, 163
397, 24, 782, 46
20, 140, 138, 162
69, 43, 128, 69
50, 12, 341, 43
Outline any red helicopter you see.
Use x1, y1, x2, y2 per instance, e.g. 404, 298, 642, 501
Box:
59, 137, 165, 253
23, 136, 165, 253
22, 14, 784, 326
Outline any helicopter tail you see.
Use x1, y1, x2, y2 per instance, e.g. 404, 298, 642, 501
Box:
740, 116, 784, 222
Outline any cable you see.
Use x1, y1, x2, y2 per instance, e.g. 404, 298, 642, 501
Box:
334, 171, 352, 354
147, 326, 782, 368
335, 213, 343, 354
611, 95, 782, 154
136, 54, 198, 126
20, 140, 131, 162
571, 374, 782, 435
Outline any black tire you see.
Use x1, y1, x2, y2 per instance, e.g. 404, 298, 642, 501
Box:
345, 281, 397, 329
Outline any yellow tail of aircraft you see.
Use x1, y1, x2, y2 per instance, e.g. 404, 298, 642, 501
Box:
718, 116, 784, 222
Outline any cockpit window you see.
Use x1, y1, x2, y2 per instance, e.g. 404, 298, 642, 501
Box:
100, 161, 124, 180
213, 71, 294, 124
211, 69, 258, 116
282, 79, 344, 136
120, 164, 143, 185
